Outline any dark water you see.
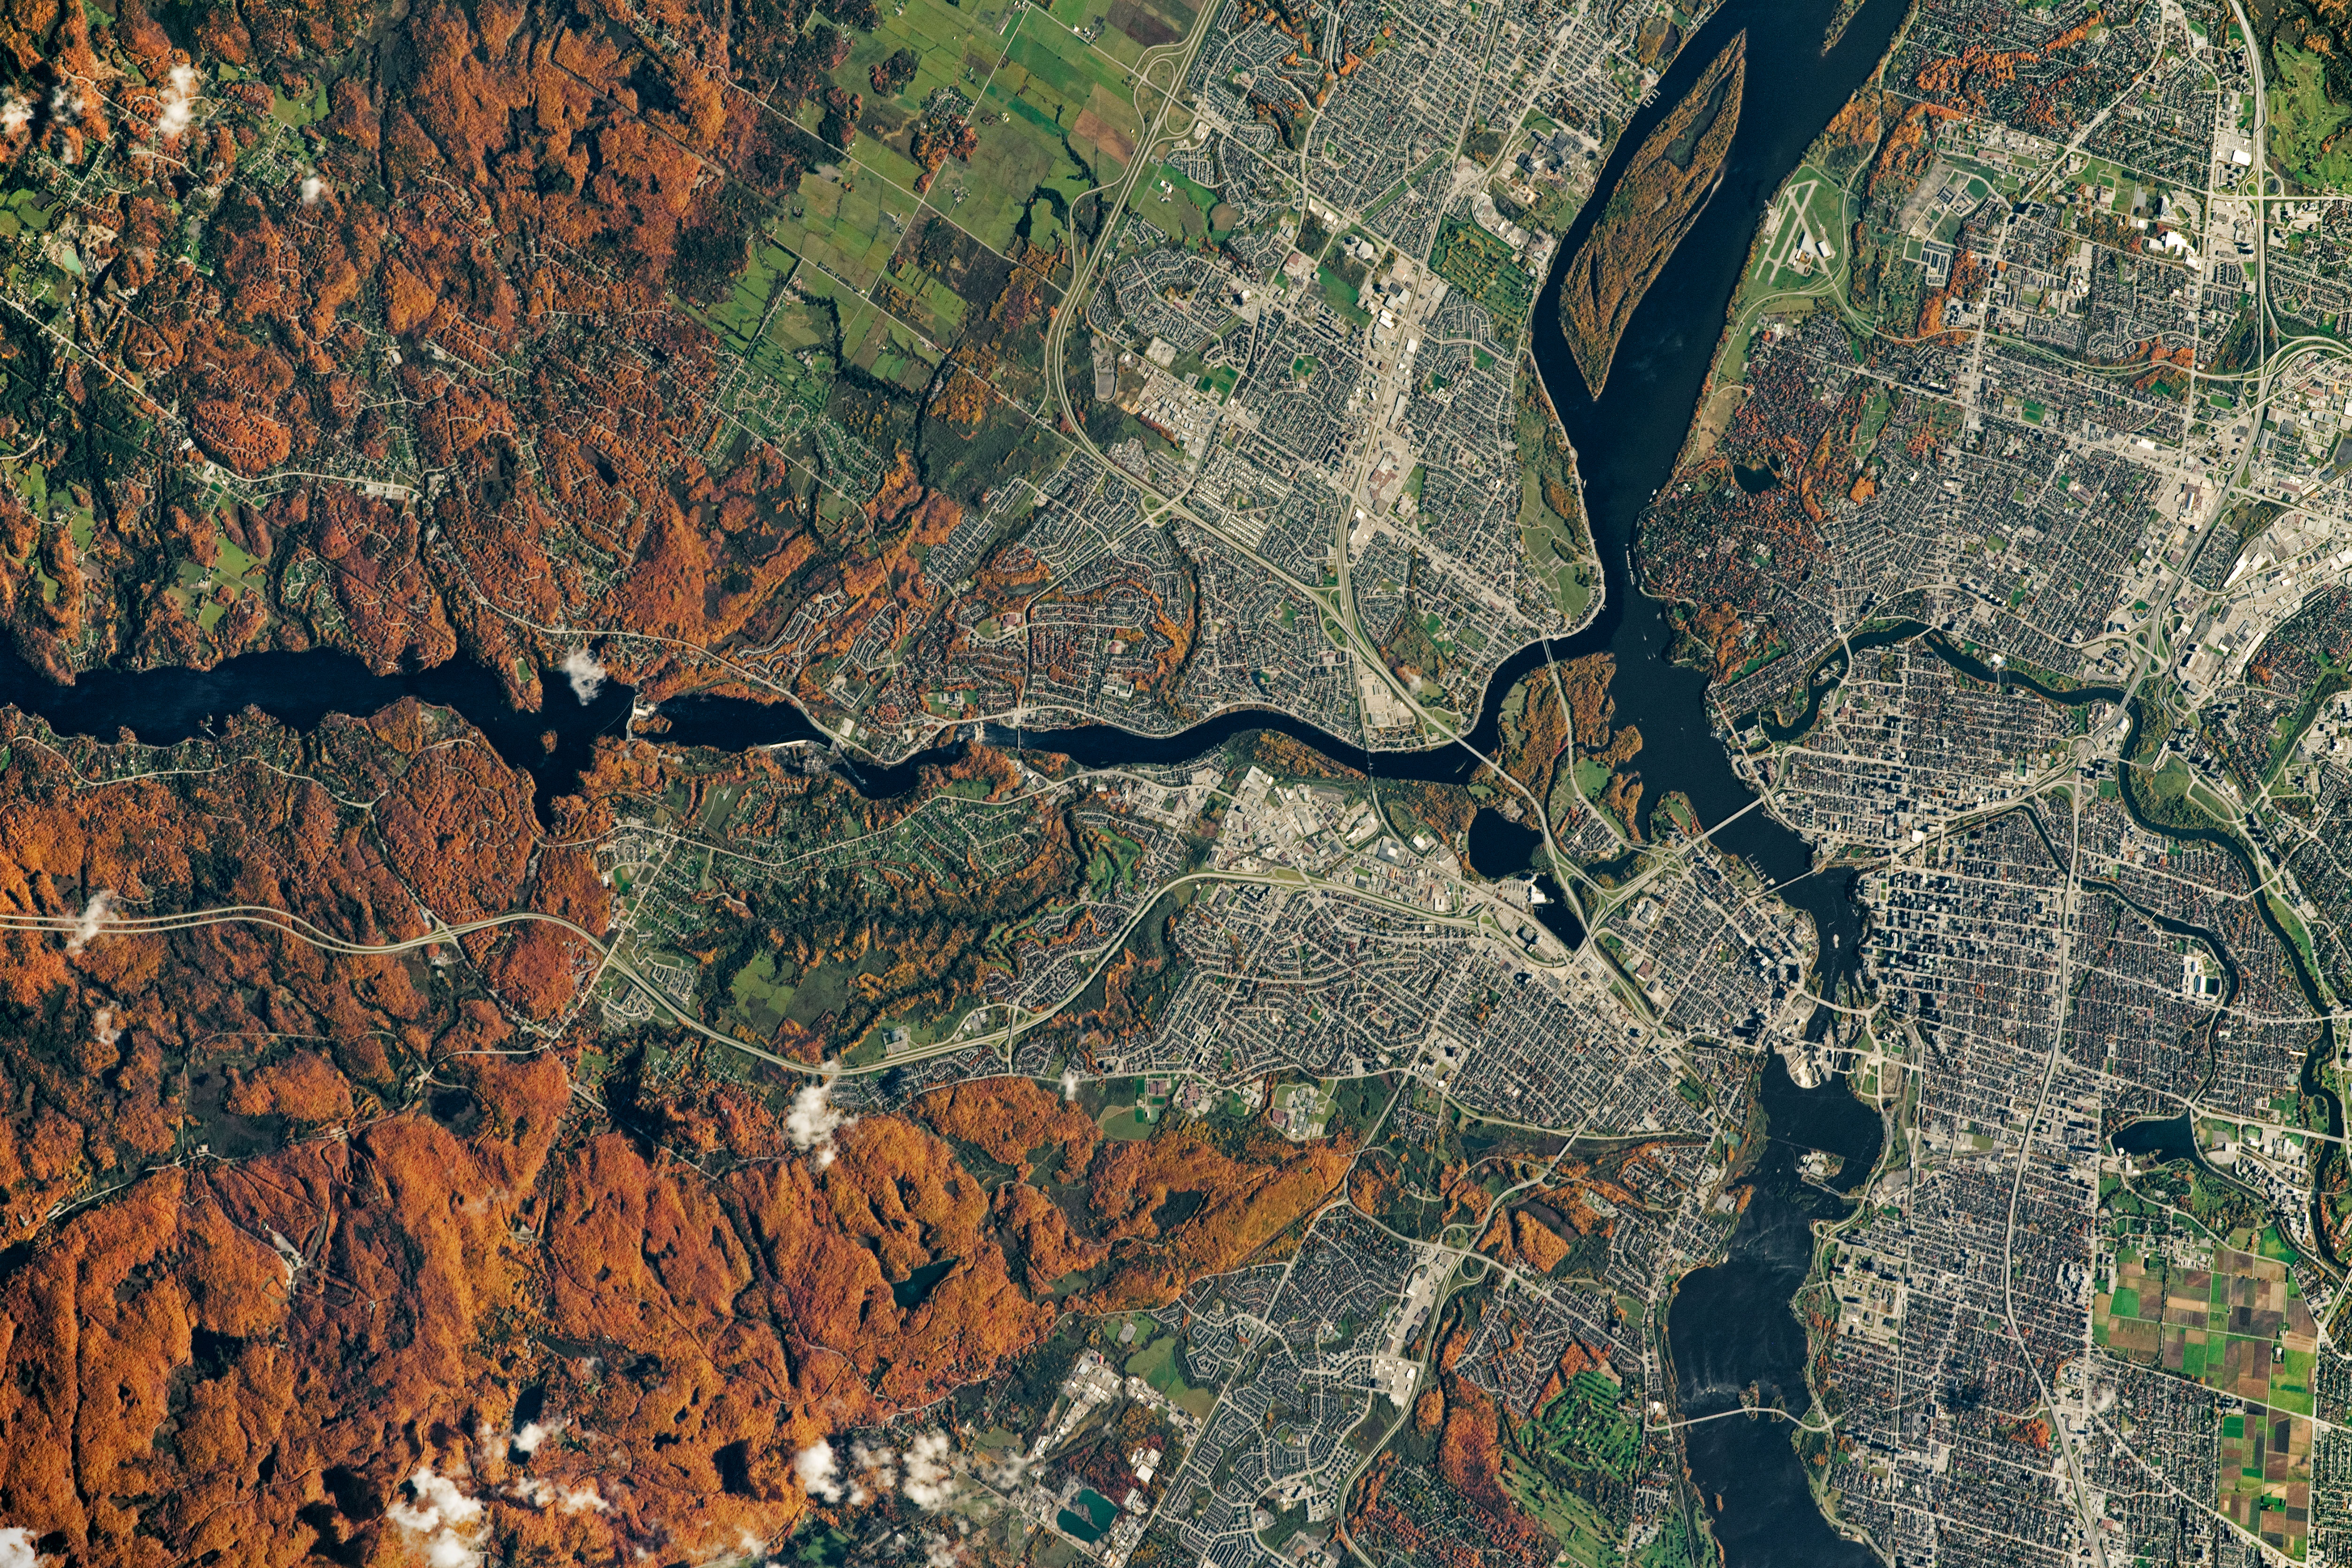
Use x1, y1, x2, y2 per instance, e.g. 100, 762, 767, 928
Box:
0, 645, 636, 827
2108, 698, 2346, 1258
891, 1255, 959, 1309
2112, 1113, 2197, 1165
0, 0, 1913, 1550
1755, 1048, 1885, 1201
1512, 0, 1911, 1555
1527, 872, 1589, 950
1463, 810, 1589, 948
1464, 807, 1543, 877
1518, 0, 1912, 1018
1666, 1054, 1885, 1568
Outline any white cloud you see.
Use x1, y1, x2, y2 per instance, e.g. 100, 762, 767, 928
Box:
510, 1477, 608, 1514
155, 64, 198, 138
46, 86, 83, 125
1058, 1068, 1080, 1101
0, 1526, 34, 1568
978, 1448, 1030, 1490
788, 1081, 853, 1170
0, 95, 30, 136
300, 174, 327, 205
66, 890, 113, 954
513, 1419, 562, 1455
558, 645, 607, 704
387, 1465, 487, 1568
922, 1532, 959, 1568
793, 1439, 842, 1503
844, 1441, 896, 1505
899, 1431, 959, 1510
92, 1007, 121, 1048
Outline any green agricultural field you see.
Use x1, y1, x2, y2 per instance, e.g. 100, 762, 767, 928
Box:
835, 0, 1011, 115
0, 187, 52, 238
958, 16, 1145, 250
698, 235, 801, 347
2092, 1239, 2318, 1422
1041, 0, 1198, 64
728, 951, 798, 1038
837, 298, 941, 390
767, 170, 922, 294
876, 253, 973, 343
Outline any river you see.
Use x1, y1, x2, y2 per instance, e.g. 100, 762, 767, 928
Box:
0, 0, 1916, 1555
1516, 0, 1912, 1556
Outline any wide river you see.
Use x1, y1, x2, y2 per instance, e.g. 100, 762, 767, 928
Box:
0, 0, 1913, 1555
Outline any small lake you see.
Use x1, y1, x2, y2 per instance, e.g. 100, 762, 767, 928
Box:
1057, 1487, 1120, 1542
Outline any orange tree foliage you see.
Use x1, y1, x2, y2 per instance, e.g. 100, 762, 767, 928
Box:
0, 698, 1394, 1565
1078, 1123, 1353, 1310
1435, 1377, 1554, 1568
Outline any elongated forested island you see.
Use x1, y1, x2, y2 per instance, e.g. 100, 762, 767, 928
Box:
1556, 34, 1747, 396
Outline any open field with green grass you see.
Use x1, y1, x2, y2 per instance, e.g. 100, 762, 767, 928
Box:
929, 12, 1142, 252
767, 171, 922, 293
1040, 0, 1196, 63
836, 0, 1012, 116
1430, 215, 1535, 336
1124, 1327, 1219, 1416
1129, 160, 1221, 245
2269, 39, 2352, 191
837, 297, 942, 390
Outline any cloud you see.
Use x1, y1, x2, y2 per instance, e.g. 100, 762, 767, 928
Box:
788, 1081, 853, 1170
510, 1478, 608, 1514
977, 1448, 1031, 1490
66, 890, 114, 954
922, 1532, 959, 1568
1059, 1068, 1080, 1101
843, 1441, 897, 1506
793, 1440, 842, 1503
0, 1527, 33, 1568
300, 174, 327, 205
513, 1419, 562, 1455
386, 1466, 486, 1568
92, 1007, 121, 1048
0, 95, 30, 136
46, 86, 83, 125
899, 1431, 959, 1510
558, 646, 607, 704
155, 64, 198, 137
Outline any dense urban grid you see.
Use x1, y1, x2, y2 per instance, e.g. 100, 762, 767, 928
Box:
2, 0, 2352, 1560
